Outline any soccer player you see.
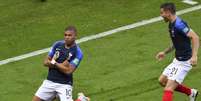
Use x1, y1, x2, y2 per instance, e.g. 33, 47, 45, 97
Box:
156, 3, 199, 101
32, 26, 88, 101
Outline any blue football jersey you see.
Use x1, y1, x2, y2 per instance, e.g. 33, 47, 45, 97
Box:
47, 40, 83, 85
169, 17, 192, 61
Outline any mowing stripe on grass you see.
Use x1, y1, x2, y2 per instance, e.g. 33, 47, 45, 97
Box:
0, 5, 201, 66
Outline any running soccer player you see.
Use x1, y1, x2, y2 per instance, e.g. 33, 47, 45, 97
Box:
32, 26, 88, 101
156, 3, 199, 101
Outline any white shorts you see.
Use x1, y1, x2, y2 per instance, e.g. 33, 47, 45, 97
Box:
35, 80, 73, 101
162, 58, 192, 84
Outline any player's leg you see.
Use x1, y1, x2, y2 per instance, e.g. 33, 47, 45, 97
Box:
161, 59, 185, 101
159, 74, 168, 87
173, 60, 198, 101
56, 84, 73, 101
173, 65, 192, 96
75, 92, 90, 101
162, 80, 178, 101
32, 96, 48, 101
32, 96, 42, 101
167, 59, 198, 101
175, 84, 191, 95
175, 84, 198, 101
172, 60, 192, 95
33, 80, 57, 101
159, 62, 174, 87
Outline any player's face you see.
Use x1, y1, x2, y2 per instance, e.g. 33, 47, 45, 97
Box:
64, 31, 76, 46
160, 8, 170, 22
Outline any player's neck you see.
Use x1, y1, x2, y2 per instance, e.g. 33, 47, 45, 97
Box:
170, 15, 177, 23
65, 43, 75, 49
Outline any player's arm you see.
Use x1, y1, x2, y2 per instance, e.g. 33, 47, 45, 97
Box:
156, 44, 174, 61
44, 56, 55, 68
53, 50, 83, 74
163, 44, 175, 54
44, 41, 59, 68
54, 60, 76, 74
187, 30, 199, 65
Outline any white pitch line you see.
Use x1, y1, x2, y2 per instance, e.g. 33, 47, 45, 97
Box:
0, 5, 201, 66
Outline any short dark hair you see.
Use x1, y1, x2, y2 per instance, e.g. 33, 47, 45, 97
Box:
160, 3, 176, 15
65, 26, 77, 35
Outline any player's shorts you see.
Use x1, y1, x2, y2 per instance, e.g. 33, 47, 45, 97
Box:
35, 80, 73, 101
162, 58, 192, 84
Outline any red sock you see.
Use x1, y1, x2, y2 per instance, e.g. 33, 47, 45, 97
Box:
175, 84, 191, 96
162, 90, 173, 101
75, 99, 81, 101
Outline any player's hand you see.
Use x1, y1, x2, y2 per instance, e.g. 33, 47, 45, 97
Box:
190, 55, 197, 66
50, 51, 59, 65
156, 51, 165, 61
50, 59, 56, 65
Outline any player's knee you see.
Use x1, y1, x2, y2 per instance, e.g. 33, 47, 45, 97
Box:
164, 86, 174, 92
32, 96, 41, 101
158, 78, 166, 87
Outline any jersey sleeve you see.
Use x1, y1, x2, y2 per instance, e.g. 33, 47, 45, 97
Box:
69, 48, 83, 68
48, 41, 59, 58
175, 21, 190, 36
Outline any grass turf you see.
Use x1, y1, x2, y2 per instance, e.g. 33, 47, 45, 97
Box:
0, 0, 201, 101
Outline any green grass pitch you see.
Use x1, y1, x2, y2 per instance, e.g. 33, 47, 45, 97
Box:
0, 0, 201, 101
